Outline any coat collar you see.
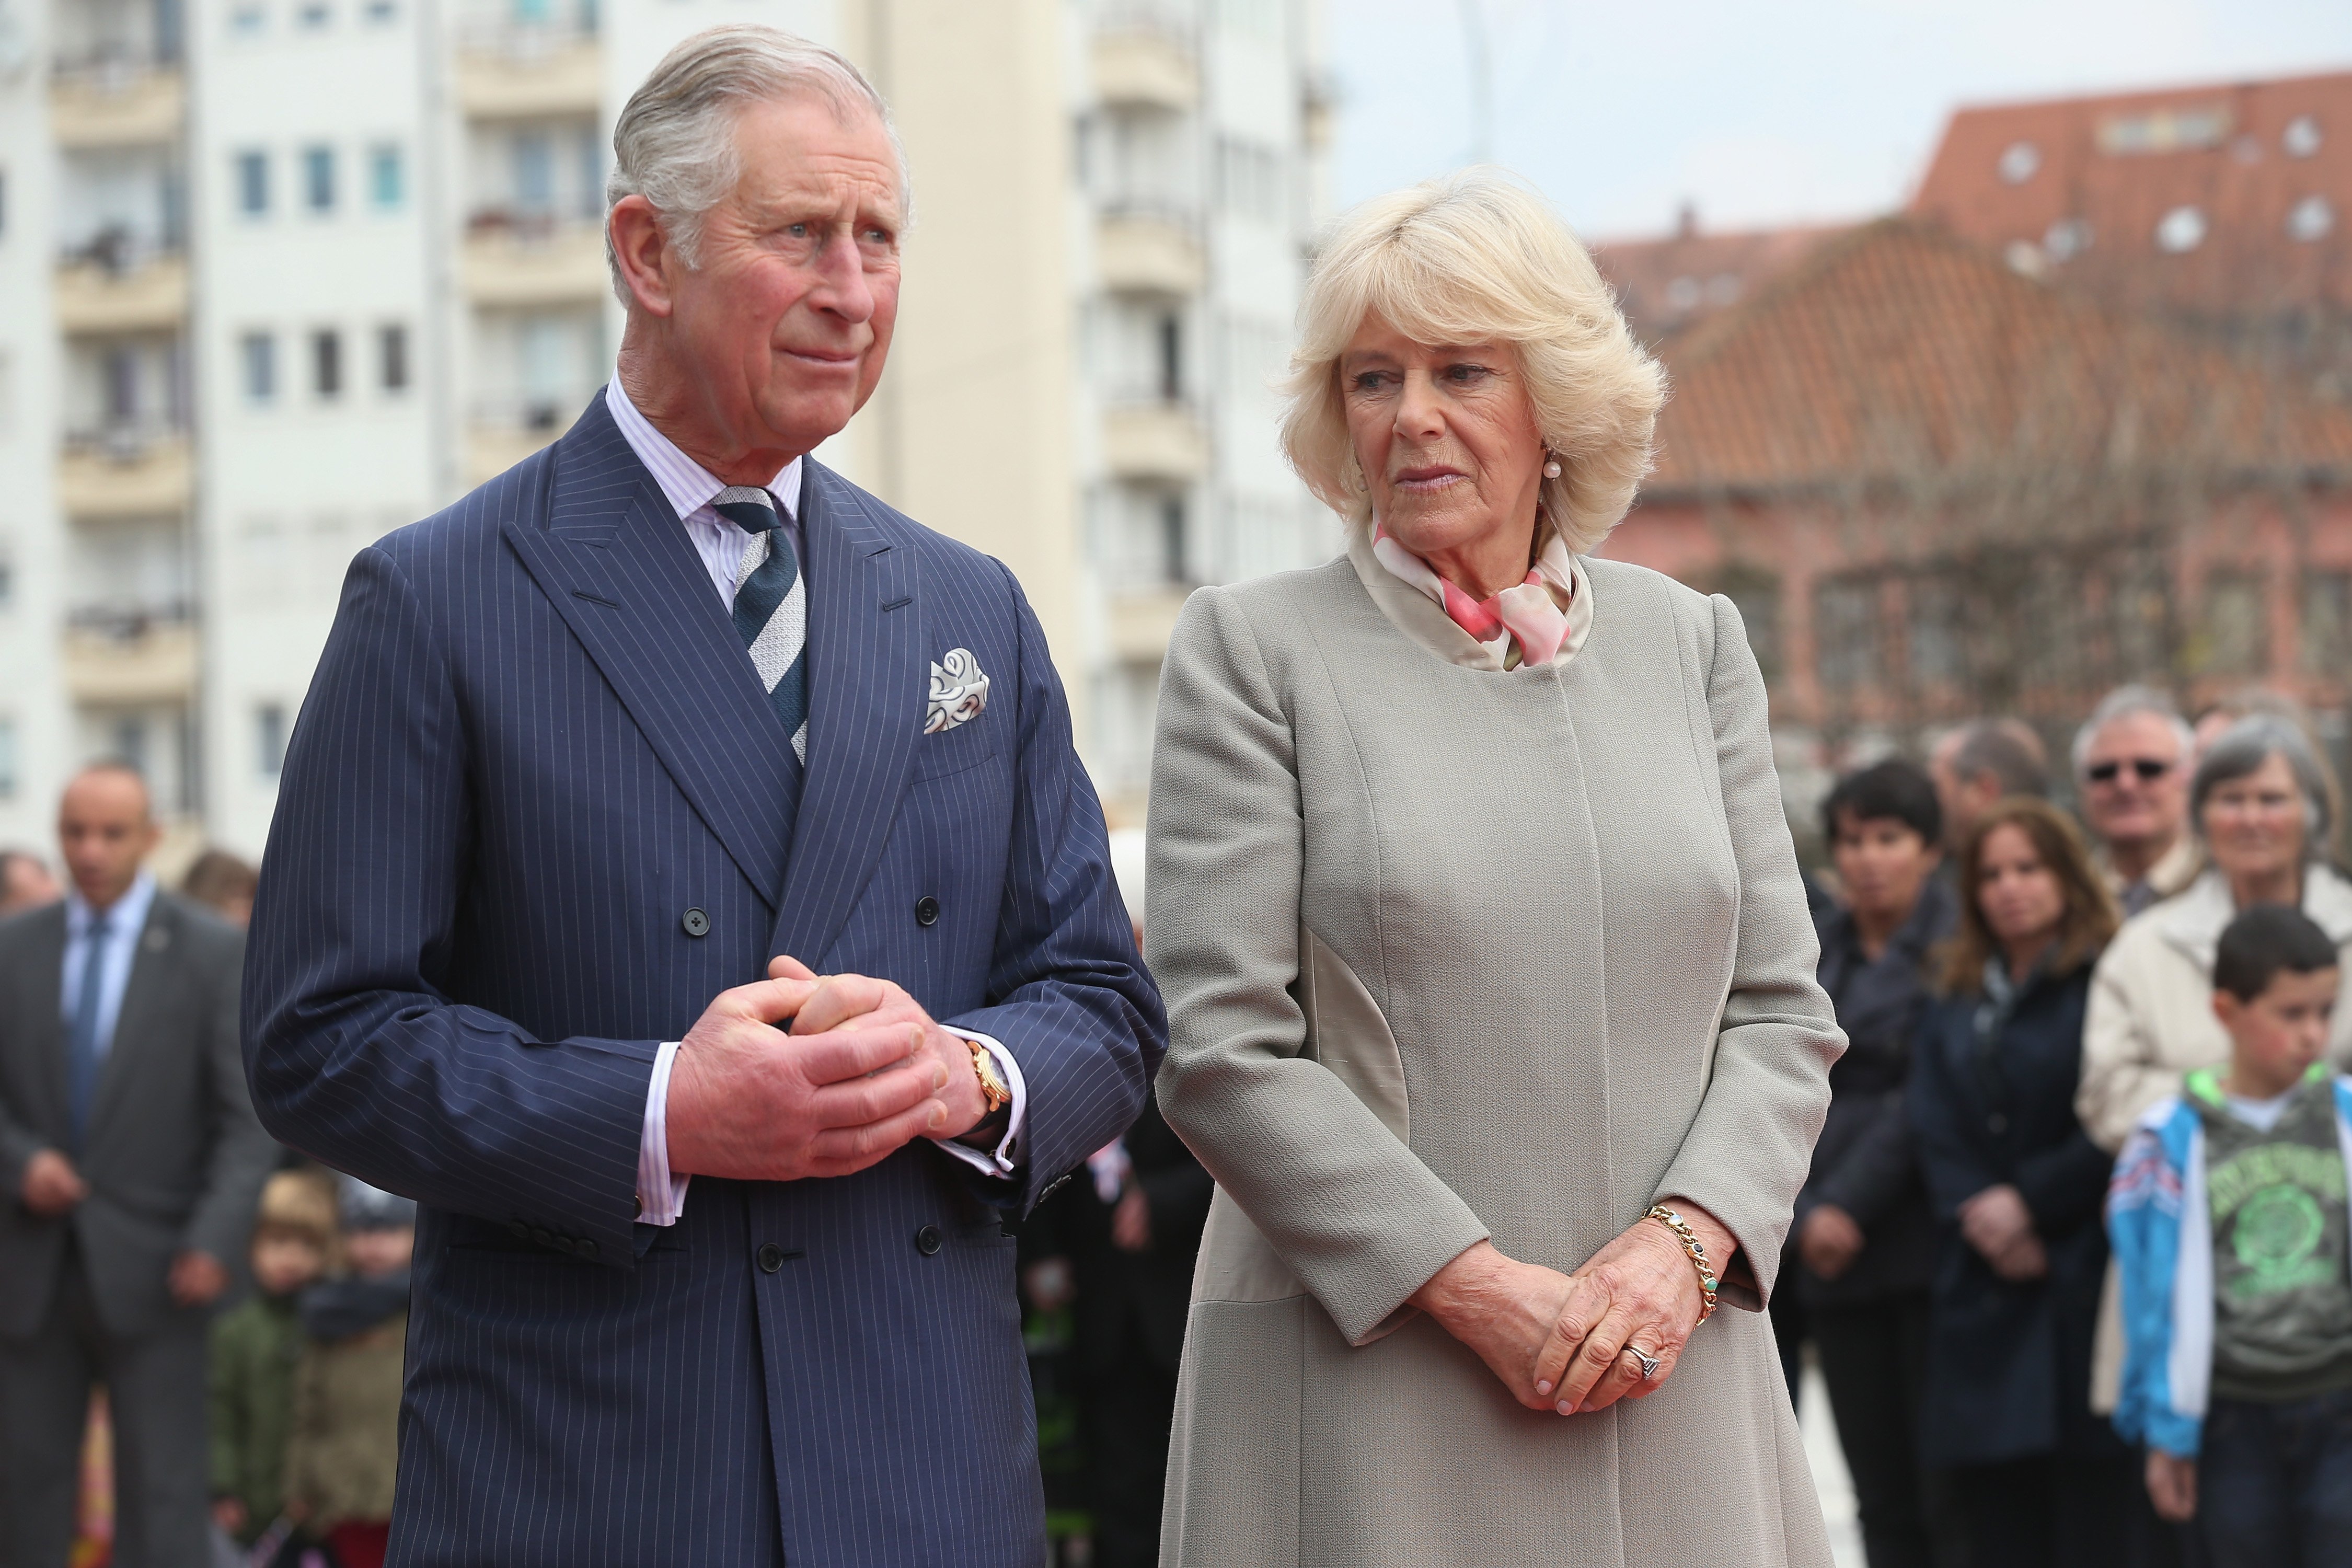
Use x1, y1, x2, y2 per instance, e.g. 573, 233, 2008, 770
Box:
502, 391, 803, 907
1341, 523, 1595, 673
2155, 860, 2352, 970
767, 463, 923, 968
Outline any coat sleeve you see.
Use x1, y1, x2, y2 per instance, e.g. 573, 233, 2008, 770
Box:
1908, 1007, 2002, 1220
1148, 587, 1490, 1346
243, 547, 655, 1266
1810, 1089, 1923, 1230
209, 1312, 245, 1503
942, 568, 1165, 1210
2107, 1122, 2200, 1457
1652, 595, 1847, 1310
2015, 1127, 2119, 1240
2078, 936, 2177, 1154
188, 923, 278, 1269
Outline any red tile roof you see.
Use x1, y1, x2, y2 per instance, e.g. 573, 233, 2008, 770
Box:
1644, 218, 2352, 495
1909, 70, 2352, 318
1593, 221, 1851, 342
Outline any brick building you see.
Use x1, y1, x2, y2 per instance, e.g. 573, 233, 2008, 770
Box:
1598, 218, 2352, 793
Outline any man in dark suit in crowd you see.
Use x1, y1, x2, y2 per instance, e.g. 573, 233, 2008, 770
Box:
243, 24, 1162, 1568
1022, 1096, 1212, 1568
0, 763, 274, 1568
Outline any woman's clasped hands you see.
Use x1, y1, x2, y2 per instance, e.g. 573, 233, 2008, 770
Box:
1411, 1206, 1732, 1418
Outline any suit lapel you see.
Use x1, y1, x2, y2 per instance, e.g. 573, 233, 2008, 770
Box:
90, 898, 174, 1138
11, 906, 69, 1138
770, 463, 922, 966
502, 394, 802, 908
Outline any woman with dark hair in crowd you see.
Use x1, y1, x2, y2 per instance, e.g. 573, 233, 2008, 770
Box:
1911, 798, 2130, 1567
1795, 758, 1959, 1568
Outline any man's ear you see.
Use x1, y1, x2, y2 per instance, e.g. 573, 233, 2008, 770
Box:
609, 195, 675, 317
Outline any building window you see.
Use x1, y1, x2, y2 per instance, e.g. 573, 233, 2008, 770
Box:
2303, 573, 2352, 674
370, 144, 402, 209
1814, 576, 1882, 695
363, 0, 396, 20
236, 150, 269, 216
257, 704, 289, 777
296, 0, 329, 26
230, 1, 266, 32
378, 324, 409, 391
302, 145, 335, 213
1157, 313, 1182, 402
312, 329, 342, 398
0, 719, 15, 800
1160, 494, 1187, 584
2196, 573, 2267, 676
240, 332, 276, 402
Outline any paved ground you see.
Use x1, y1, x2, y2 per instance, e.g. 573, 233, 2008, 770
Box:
1797, 1355, 1865, 1567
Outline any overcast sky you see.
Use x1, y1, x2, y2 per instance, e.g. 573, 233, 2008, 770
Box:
1330, 0, 2352, 242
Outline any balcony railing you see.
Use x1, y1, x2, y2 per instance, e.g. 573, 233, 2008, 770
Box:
454, 4, 601, 118
63, 611, 199, 705
462, 213, 608, 304
51, 52, 186, 148
466, 397, 588, 483
1092, 28, 1198, 111
1102, 399, 1207, 482
59, 428, 193, 518
1095, 206, 1203, 295
55, 243, 190, 335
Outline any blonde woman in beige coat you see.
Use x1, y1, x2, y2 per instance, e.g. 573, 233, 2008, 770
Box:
1145, 169, 1846, 1568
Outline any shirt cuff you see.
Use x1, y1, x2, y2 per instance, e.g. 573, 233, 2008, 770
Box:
637, 1040, 691, 1227
931, 1029, 1026, 1179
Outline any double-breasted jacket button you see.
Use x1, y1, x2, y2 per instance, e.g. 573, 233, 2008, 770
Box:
575, 1239, 598, 1263
682, 907, 711, 938
914, 896, 940, 928
914, 1225, 943, 1256
531, 1227, 555, 1248
757, 1242, 787, 1274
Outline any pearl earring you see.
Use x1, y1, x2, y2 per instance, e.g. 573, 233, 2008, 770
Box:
1543, 458, 1563, 478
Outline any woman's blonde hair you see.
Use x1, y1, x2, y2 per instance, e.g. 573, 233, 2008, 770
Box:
1277, 167, 1666, 554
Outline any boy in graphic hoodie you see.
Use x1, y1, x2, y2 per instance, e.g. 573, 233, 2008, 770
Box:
2109, 903, 2352, 1566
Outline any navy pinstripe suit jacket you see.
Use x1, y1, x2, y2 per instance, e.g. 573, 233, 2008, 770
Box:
242, 391, 1166, 1567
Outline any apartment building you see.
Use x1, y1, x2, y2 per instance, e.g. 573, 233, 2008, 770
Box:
0, 0, 1327, 864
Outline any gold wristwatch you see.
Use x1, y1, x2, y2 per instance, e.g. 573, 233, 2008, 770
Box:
967, 1038, 1012, 1116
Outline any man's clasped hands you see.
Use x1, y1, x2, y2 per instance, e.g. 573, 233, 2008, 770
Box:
664, 957, 994, 1183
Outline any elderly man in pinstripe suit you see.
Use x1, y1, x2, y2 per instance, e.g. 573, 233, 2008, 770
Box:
241, 26, 1164, 1568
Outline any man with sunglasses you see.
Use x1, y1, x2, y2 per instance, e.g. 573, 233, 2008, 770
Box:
2073, 686, 2201, 918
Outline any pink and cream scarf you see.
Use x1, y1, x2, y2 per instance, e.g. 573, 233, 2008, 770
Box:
1370, 523, 1588, 670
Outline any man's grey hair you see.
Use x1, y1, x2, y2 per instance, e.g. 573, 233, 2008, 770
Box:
2192, 715, 2333, 852
1945, 718, 2050, 799
605, 24, 909, 305
2071, 684, 2195, 778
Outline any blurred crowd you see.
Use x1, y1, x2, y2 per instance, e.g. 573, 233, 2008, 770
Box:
0, 771, 411, 1568
1782, 685, 2352, 1568
6, 677, 2351, 1568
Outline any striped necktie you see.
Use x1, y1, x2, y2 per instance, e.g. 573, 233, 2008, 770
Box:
713, 486, 808, 762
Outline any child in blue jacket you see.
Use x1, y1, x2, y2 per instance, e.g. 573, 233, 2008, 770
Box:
2108, 903, 2352, 1567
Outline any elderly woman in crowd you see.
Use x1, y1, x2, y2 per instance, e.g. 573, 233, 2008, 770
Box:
2078, 715, 2352, 1152
1910, 800, 2130, 1568
1146, 168, 1846, 1568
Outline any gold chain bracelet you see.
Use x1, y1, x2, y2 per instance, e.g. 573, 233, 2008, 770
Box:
1646, 1204, 1720, 1324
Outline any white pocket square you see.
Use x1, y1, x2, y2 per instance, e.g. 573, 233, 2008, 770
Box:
925, 648, 991, 734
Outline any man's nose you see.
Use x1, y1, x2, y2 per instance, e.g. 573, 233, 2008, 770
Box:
810, 232, 875, 324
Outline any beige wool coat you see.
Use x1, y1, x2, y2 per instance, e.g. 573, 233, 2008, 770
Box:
1145, 532, 1846, 1568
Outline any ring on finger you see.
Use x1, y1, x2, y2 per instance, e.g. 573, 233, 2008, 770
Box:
1622, 1345, 1662, 1380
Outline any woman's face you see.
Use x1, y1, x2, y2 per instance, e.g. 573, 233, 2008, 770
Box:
1338, 313, 1547, 578
2202, 751, 2308, 885
1975, 822, 2066, 954
1829, 812, 1940, 929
